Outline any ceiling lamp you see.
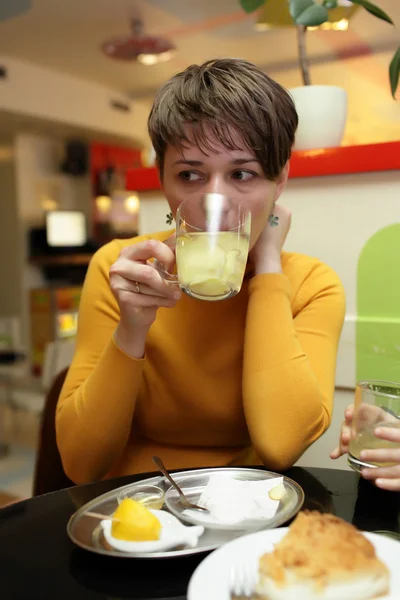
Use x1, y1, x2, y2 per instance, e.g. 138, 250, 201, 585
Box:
102, 18, 176, 66
255, 0, 359, 32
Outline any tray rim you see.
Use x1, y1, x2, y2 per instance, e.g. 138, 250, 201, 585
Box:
67, 467, 304, 559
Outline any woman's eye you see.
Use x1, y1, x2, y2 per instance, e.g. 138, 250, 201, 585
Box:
178, 171, 202, 182
232, 170, 256, 181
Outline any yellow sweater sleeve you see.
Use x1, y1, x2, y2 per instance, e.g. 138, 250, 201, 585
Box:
243, 264, 345, 471
56, 240, 145, 484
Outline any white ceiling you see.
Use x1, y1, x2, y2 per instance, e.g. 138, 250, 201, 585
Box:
0, 0, 399, 145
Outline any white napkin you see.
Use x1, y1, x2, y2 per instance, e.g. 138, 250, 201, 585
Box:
183, 474, 284, 525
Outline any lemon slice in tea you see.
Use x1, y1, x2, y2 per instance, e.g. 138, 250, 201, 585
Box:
189, 277, 230, 297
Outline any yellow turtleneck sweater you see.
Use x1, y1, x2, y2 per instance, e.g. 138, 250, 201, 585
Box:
56, 230, 345, 484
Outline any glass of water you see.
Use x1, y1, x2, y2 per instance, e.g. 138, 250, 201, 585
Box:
348, 380, 400, 472
155, 194, 251, 302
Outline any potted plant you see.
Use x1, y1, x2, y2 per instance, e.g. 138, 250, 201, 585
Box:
239, 0, 400, 150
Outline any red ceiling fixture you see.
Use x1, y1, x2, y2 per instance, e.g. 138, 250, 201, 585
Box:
101, 18, 176, 66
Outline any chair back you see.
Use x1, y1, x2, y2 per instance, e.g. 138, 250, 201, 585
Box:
33, 367, 74, 496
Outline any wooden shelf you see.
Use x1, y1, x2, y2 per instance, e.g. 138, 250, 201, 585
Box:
30, 254, 93, 267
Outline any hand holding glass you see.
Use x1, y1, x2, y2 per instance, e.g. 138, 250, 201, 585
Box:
348, 380, 400, 472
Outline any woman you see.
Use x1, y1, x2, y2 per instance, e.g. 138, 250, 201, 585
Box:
56, 58, 345, 484
331, 405, 400, 491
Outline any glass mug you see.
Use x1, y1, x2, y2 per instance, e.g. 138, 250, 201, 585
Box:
348, 380, 400, 472
154, 194, 251, 302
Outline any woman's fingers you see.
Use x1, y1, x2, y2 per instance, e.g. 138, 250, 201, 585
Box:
360, 425, 400, 470
358, 423, 400, 473
374, 425, 400, 443
330, 405, 355, 459
111, 275, 177, 308
330, 424, 351, 459
362, 451, 400, 489
330, 446, 341, 459
110, 258, 180, 300
360, 447, 400, 464
374, 477, 400, 491
121, 239, 175, 271
362, 463, 400, 481
344, 404, 354, 422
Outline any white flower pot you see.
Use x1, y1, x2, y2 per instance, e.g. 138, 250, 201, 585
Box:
289, 85, 348, 151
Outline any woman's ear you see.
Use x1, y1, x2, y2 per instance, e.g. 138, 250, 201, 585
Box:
274, 161, 290, 202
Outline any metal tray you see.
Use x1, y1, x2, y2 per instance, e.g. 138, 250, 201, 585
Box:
67, 467, 304, 559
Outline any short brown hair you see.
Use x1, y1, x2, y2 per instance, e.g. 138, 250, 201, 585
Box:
148, 58, 298, 180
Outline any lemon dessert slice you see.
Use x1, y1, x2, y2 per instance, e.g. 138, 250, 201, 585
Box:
111, 498, 161, 542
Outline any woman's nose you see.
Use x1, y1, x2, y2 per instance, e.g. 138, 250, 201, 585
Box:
204, 174, 229, 197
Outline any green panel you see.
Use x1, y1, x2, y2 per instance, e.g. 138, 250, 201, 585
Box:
356, 224, 400, 383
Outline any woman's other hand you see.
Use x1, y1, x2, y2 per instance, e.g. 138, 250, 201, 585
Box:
359, 425, 400, 491
251, 204, 291, 275
330, 404, 354, 459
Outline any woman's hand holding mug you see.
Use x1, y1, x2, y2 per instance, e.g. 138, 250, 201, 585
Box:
110, 240, 181, 358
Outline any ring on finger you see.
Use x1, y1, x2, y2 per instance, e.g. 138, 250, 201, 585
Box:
134, 281, 141, 294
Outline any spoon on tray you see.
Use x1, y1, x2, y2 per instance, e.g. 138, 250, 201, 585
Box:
152, 456, 208, 512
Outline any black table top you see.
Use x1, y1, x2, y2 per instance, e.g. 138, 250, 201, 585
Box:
0, 466, 399, 600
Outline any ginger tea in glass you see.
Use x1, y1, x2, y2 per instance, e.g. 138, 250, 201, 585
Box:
155, 194, 251, 302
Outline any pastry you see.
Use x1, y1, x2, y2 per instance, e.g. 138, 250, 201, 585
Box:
256, 511, 389, 600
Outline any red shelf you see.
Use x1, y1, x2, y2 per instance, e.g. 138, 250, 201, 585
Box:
125, 141, 400, 192
125, 166, 161, 191
289, 141, 400, 178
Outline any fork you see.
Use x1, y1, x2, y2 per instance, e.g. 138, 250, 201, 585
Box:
152, 456, 208, 512
229, 565, 259, 599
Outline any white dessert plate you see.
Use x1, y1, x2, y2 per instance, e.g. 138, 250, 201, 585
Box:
188, 528, 400, 600
101, 509, 204, 554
